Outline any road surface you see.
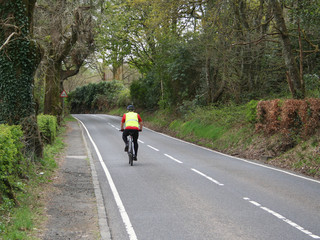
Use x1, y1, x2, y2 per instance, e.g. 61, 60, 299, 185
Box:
73, 114, 320, 240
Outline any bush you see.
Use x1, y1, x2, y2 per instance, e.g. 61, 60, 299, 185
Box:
0, 125, 25, 202
256, 98, 320, 137
245, 100, 259, 123
130, 76, 160, 109
37, 115, 57, 144
68, 80, 129, 113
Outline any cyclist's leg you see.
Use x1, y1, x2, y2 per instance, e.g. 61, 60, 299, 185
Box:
132, 130, 139, 157
122, 130, 129, 151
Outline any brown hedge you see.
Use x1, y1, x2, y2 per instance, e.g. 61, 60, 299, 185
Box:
256, 98, 320, 137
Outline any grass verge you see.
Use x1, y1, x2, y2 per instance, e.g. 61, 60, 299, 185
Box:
0, 120, 67, 239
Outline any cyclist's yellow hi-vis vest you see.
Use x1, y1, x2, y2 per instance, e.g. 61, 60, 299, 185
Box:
125, 112, 139, 128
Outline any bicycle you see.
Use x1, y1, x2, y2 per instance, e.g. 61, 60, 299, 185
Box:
120, 130, 136, 166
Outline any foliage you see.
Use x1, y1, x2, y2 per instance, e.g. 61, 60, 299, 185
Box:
163, 40, 203, 107
256, 99, 320, 137
304, 74, 320, 98
130, 76, 160, 109
0, 125, 26, 203
245, 100, 259, 124
95, 0, 320, 109
142, 103, 253, 152
0, 121, 64, 239
37, 115, 57, 144
68, 80, 129, 113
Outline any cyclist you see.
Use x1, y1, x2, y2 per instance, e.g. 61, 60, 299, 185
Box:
120, 105, 143, 160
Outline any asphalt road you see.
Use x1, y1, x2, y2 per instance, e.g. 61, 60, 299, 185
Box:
73, 114, 320, 240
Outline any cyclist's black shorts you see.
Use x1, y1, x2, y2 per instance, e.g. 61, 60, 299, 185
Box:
122, 129, 139, 143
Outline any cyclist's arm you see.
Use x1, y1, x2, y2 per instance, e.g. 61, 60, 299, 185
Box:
138, 114, 143, 131
121, 114, 126, 131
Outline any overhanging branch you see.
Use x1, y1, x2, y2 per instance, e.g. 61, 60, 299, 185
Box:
0, 32, 18, 51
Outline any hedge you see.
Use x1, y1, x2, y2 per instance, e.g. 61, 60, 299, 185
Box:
0, 124, 25, 202
37, 115, 57, 144
256, 98, 320, 137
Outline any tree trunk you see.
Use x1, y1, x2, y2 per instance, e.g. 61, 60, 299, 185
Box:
0, 0, 43, 157
44, 59, 63, 123
270, 0, 304, 98
205, 52, 212, 104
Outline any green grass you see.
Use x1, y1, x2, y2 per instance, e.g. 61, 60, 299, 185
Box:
142, 104, 254, 151
0, 120, 67, 239
108, 107, 127, 116
2, 207, 34, 240
64, 114, 77, 122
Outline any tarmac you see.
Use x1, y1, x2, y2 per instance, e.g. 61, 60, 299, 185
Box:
41, 120, 111, 240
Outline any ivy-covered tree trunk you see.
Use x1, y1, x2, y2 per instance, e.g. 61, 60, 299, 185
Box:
0, 0, 43, 158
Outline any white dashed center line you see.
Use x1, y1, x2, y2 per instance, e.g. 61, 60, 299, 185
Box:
191, 168, 224, 186
147, 145, 159, 151
243, 197, 320, 239
164, 154, 183, 164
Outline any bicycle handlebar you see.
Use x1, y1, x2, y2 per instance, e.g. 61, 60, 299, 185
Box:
119, 129, 142, 132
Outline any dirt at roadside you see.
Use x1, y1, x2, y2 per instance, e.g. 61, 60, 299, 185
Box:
36, 121, 100, 240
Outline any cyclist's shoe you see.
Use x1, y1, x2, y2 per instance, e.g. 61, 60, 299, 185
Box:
133, 155, 137, 161
124, 144, 128, 152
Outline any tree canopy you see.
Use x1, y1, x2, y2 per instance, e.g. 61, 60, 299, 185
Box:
96, 0, 320, 109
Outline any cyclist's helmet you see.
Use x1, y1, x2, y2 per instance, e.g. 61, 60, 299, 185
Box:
127, 105, 135, 111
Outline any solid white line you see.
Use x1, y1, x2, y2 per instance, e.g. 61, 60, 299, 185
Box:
79, 122, 112, 240
164, 154, 183, 164
191, 168, 224, 186
244, 197, 320, 239
76, 118, 138, 240
147, 145, 159, 151
145, 128, 320, 184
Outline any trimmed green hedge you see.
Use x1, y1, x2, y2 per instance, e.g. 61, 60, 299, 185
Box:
37, 115, 57, 144
0, 124, 25, 201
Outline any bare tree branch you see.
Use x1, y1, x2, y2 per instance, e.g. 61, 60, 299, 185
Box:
0, 32, 18, 51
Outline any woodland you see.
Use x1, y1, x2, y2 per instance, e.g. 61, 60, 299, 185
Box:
1, 0, 320, 125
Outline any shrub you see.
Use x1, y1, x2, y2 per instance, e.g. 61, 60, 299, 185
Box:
68, 80, 129, 113
37, 115, 57, 144
256, 98, 320, 137
130, 76, 160, 109
256, 99, 281, 134
0, 125, 25, 202
245, 100, 259, 123
117, 88, 131, 107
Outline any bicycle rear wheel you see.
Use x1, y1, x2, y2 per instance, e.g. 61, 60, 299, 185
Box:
128, 137, 133, 166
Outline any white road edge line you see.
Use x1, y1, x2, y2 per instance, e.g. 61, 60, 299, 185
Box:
164, 154, 183, 164
77, 118, 138, 240
243, 197, 320, 239
145, 127, 320, 184
191, 168, 224, 186
78, 122, 111, 240
147, 145, 159, 151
